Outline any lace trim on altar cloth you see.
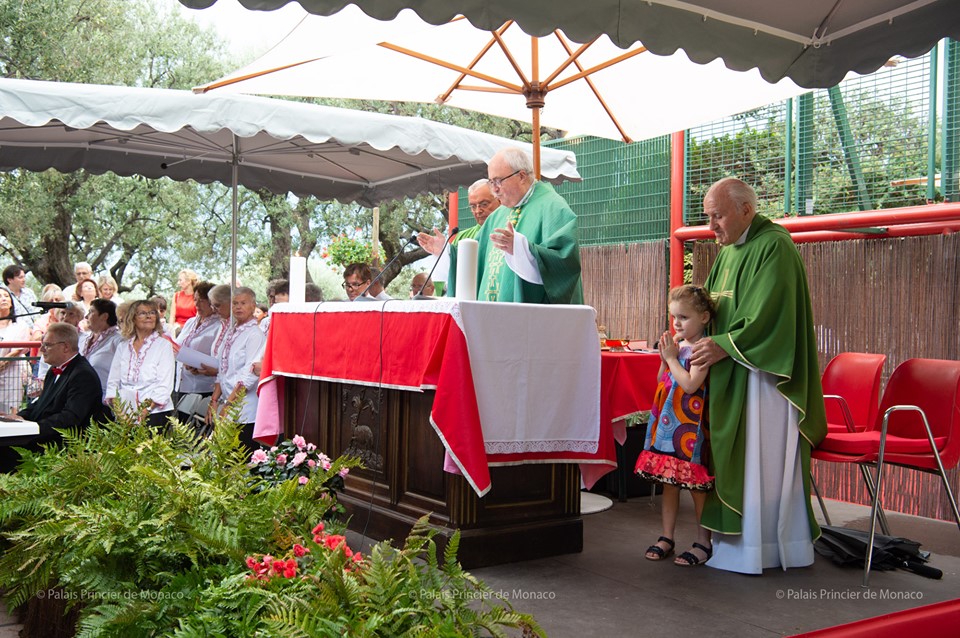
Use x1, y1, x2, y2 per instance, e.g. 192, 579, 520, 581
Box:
484, 439, 599, 455
272, 298, 465, 334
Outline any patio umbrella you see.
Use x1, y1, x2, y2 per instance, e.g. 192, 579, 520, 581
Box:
181, 1, 960, 90
0, 77, 579, 285
193, 5, 810, 177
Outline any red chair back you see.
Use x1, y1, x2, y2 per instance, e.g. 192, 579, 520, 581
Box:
878, 358, 960, 468
821, 353, 886, 431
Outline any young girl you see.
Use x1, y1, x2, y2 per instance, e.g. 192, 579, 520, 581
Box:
635, 284, 716, 566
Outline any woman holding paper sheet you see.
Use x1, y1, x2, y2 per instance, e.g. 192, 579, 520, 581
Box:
174, 281, 219, 401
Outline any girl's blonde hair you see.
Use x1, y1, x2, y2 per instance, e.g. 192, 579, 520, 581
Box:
668, 284, 717, 323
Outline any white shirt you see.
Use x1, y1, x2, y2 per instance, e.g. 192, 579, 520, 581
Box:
78, 327, 122, 398
175, 314, 221, 394
105, 333, 175, 414
216, 319, 265, 423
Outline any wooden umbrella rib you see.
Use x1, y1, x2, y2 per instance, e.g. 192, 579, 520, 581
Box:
490, 28, 530, 89
378, 41, 523, 94
454, 85, 521, 95
549, 45, 648, 90
437, 22, 514, 104
553, 34, 634, 143
542, 34, 596, 88
194, 57, 323, 93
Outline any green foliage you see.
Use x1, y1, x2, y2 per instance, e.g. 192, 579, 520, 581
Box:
0, 409, 543, 636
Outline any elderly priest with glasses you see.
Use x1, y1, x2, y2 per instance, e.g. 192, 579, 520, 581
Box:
421, 147, 583, 304
1, 322, 104, 472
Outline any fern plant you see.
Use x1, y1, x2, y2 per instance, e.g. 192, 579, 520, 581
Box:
0, 408, 543, 637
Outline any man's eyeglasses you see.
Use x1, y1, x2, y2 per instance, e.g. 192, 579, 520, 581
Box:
469, 200, 494, 211
342, 281, 368, 290
39, 341, 66, 351
489, 170, 521, 189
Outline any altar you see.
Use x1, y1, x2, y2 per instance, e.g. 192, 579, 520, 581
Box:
254, 299, 656, 567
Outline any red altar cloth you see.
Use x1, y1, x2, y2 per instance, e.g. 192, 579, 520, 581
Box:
255, 300, 609, 497
601, 351, 661, 446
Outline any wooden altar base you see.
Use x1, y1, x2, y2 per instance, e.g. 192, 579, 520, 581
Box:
285, 378, 584, 569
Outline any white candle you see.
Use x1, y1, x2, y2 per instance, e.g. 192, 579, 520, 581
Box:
289, 254, 306, 304
455, 238, 479, 301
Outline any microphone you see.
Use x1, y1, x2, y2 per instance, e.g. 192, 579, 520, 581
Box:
355, 233, 419, 300
33, 301, 70, 310
414, 226, 458, 299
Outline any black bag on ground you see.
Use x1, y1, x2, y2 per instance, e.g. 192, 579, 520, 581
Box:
815, 525, 942, 579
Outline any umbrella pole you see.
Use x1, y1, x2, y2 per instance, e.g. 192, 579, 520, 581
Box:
231, 135, 239, 311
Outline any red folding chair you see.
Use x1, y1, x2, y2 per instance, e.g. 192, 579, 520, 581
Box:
813, 358, 960, 586
811, 353, 887, 528
822, 353, 886, 434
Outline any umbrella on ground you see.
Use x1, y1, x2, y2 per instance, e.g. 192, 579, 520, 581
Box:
193, 5, 809, 177
181, 1, 960, 90
816, 525, 942, 579
0, 77, 579, 284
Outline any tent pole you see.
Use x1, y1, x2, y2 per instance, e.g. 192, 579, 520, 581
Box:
231, 134, 239, 312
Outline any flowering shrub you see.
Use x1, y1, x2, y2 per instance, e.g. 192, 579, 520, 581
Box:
245, 521, 364, 584
326, 233, 374, 268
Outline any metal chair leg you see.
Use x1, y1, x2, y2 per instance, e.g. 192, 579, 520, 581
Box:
857, 465, 891, 536
811, 476, 832, 526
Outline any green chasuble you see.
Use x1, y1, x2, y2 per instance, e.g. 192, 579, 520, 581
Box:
453, 223, 483, 245
701, 215, 827, 538
447, 181, 583, 304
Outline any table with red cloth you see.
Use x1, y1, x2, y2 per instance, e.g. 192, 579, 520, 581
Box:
255, 298, 613, 497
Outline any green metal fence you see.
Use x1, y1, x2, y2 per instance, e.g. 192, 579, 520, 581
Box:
456, 39, 958, 244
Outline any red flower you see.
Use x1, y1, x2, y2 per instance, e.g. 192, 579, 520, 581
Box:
293, 543, 309, 557
312, 522, 325, 535
245, 556, 260, 569
323, 534, 346, 551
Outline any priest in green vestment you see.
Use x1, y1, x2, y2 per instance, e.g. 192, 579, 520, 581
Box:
690, 177, 826, 574
445, 148, 583, 304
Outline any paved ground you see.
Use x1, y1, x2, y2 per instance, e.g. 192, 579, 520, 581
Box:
3, 496, 957, 636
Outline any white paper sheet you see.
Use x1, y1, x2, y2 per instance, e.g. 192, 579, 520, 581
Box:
176, 346, 219, 370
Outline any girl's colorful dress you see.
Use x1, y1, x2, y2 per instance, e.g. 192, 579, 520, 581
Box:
634, 345, 714, 490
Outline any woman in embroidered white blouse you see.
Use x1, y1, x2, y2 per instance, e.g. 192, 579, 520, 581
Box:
104, 298, 175, 430
79, 298, 123, 401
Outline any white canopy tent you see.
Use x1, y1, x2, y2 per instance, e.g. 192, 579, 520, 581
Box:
194, 6, 812, 175
0, 78, 579, 284
181, 0, 960, 89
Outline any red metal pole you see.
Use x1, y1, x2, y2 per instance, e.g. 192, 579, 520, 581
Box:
674, 202, 960, 242
789, 221, 960, 243
448, 190, 459, 230
669, 131, 685, 289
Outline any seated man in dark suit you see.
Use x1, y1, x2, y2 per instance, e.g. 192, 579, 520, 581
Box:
1, 323, 104, 471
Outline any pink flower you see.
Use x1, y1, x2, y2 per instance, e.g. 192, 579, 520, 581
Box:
290, 452, 308, 467
306, 443, 317, 453
319, 453, 332, 471
339, 467, 350, 478
250, 449, 268, 465
307, 459, 316, 468
276, 454, 287, 466
292, 435, 306, 450
298, 476, 308, 485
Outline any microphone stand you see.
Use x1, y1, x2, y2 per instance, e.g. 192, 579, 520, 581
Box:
413, 226, 459, 299
355, 233, 418, 301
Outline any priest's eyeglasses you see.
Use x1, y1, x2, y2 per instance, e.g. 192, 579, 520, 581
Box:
470, 200, 493, 211
489, 170, 521, 189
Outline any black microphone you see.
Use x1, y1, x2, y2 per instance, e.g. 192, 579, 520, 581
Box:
414, 226, 458, 299
355, 233, 419, 300
33, 301, 70, 310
